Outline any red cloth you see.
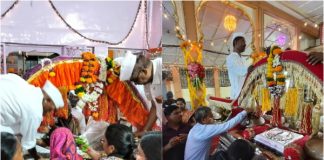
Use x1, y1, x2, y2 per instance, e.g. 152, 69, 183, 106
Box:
242, 124, 271, 140
254, 51, 323, 81
284, 135, 310, 160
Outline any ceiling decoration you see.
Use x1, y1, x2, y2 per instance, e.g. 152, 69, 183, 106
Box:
224, 15, 237, 32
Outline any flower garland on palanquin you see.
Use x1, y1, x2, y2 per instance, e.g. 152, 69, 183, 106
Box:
266, 46, 285, 96
266, 46, 285, 127
75, 53, 121, 118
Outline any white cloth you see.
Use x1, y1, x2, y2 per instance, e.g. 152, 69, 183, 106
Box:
143, 58, 163, 127
0, 74, 44, 151
226, 52, 251, 99
71, 107, 86, 134
42, 80, 64, 109
184, 111, 247, 160
119, 51, 137, 81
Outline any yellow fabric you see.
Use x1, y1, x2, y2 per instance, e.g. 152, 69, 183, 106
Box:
284, 88, 298, 116
181, 41, 207, 109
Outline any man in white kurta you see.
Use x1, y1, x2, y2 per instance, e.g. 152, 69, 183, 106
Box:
118, 52, 163, 133
226, 33, 253, 99
0, 74, 64, 153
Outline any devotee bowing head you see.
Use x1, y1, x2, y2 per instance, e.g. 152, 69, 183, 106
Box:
1, 132, 23, 160
118, 51, 162, 137
0, 74, 63, 159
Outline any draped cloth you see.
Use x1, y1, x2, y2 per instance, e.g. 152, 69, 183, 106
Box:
50, 127, 83, 160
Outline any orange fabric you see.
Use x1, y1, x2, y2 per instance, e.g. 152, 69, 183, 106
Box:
55, 86, 69, 119
106, 80, 149, 130
29, 62, 83, 90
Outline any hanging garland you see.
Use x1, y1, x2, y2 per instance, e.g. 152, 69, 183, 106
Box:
266, 46, 285, 96
48, 0, 142, 45
1, 0, 19, 19
80, 52, 99, 83
180, 41, 207, 109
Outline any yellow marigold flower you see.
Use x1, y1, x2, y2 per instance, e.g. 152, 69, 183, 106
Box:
77, 92, 84, 98
80, 77, 86, 82
49, 71, 56, 77
108, 78, 113, 83
76, 85, 82, 89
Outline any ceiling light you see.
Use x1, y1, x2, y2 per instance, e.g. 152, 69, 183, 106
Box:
304, 22, 308, 27
315, 24, 318, 28
163, 13, 168, 19
211, 42, 214, 46
299, 36, 302, 40
224, 39, 227, 43
278, 28, 281, 31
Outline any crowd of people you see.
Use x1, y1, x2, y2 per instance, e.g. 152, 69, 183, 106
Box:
1, 52, 163, 160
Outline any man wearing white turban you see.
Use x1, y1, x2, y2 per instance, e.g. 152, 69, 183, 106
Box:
226, 32, 253, 99
118, 51, 162, 136
0, 73, 64, 159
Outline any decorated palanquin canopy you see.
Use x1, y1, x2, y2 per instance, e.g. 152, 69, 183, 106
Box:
26, 54, 150, 131
208, 50, 323, 159
210, 50, 323, 134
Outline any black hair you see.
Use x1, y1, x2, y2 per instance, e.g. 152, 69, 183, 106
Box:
163, 105, 179, 117
130, 54, 152, 83
227, 139, 256, 160
1, 132, 18, 160
166, 91, 173, 99
176, 98, 186, 105
194, 106, 211, 123
105, 124, 135, 159
140, 132, 162, 160
233, 36, 244, 47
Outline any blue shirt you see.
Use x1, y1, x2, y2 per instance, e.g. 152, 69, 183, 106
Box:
184, 111, 247, 160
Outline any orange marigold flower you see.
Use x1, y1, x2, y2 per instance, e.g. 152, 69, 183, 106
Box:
86, 78, 93, 84
274, 66, 283, 72
82, 66, 89, 71
82, 52, 92, 60
81, 72, 87, 77
273, 48, 282, 55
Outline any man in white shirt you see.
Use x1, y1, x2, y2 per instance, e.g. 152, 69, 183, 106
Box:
119, 52, 162, 136
184, 106, 252, 160
0, 74, 64, 159
226, 32, 253, 99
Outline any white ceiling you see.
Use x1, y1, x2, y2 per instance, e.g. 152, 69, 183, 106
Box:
269, 1, 323, 25
1, 0, 162, 49
162, 1, 323, 67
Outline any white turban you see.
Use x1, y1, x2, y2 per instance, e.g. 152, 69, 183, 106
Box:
42, 80, 64, 109
119, 51, 137, 81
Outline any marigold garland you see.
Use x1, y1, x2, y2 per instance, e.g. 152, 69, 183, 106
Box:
81, 52, 99, 84
266, 46, 285, 96
261, 88, 271, 112
284, 88, 298, 116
